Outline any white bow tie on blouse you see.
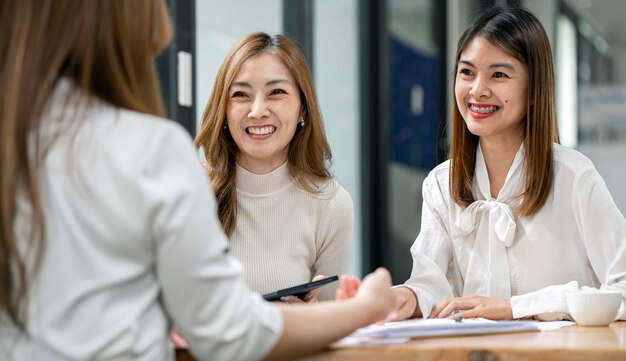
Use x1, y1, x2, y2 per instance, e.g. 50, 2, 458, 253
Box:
455, 144, 525, 299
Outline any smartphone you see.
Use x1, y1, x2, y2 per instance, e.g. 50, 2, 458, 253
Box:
262, 275, 339, 301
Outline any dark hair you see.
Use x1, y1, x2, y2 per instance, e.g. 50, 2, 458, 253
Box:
195, 32, 332, 237
449, 6, 559, 216
0, 0, 171, 330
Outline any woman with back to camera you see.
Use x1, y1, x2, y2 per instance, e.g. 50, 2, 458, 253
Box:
0, 1, 396, 360
195, 32, 353, 302
339, 6, 626, 322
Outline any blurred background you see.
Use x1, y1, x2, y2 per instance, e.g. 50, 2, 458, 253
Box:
157, 0, 626, 283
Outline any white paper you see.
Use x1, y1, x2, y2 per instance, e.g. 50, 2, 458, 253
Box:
358, 318, 537, 338
335, 319, 576, 346
334, 336, 410, 347
534, 320, 575, 331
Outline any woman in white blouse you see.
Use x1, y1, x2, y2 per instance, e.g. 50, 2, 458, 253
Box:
195, 33, 353, 302
382, 6, 626, 321
0, 1, 396, 360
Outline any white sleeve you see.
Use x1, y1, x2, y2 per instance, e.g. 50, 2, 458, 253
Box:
511, 166, 626, 320
139, 124, 282, 361
510, 282, 578, 320
404, 174, 455, 318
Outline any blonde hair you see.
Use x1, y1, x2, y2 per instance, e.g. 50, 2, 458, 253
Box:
195, 32, 332, 237
449, 7, 559, 216
0, 0, 171, 330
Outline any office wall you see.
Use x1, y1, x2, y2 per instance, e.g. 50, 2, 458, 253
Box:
617, 49, 626, 83
314, 0, 361, 276
195, 1, 282, 132
523, 0, 557, 47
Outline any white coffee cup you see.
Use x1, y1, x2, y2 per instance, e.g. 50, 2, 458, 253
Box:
566, 290, 622, 326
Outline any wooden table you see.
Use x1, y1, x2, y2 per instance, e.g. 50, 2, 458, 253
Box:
302, 321, 626, 361
177, 321, 626, 361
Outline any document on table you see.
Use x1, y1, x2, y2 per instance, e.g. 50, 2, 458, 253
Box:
335, 318, 574, 347
354, 318, 539, 338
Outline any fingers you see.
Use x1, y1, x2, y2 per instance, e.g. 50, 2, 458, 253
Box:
430, 298, 450, 318
445, 298, 513, 320
277, 275, 328, 304
448, 308, 478, 320
360, 268, 392, 292
373, 267, 392, 283
345, 276, 361, 295
430, 295, 513, 320
431, 296, 480, 318
433, 299, 456, 319
389, 288, 416, 321
311, 274, 327, 282
280, 295, 305, 304
335, 287, 347, 300
171, 327, 188, 348
378, 296, 406, 324
336, 275, 361, 300
303, 287, 321, 303
380, 301, 406, 323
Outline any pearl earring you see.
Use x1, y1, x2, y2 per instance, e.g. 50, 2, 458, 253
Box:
299, 116, 305, 126
223, 120, 228, 130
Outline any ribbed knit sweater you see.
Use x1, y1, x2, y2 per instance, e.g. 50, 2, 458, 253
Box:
230, 162, 353, 301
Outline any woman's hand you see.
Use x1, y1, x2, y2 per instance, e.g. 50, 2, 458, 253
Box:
353, 268, 397, 322
335, 275, 361, 300
383, 286, 419, 322
171, 326, 188, 349
431, 295, 513, 320
336, 276, 418, 322
280, 275, 327, 304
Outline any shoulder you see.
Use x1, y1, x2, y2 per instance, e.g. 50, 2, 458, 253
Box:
551, 144, 612, 200
303, 178, 354, 212
108, 107, 191, 145
328, 180, 354, 211
417, 160, 452, 213
553, 143, 596, 178
318, 180, 354, 232
100, 106, 192, 156
424, 160, 451, 192
318, 178, 353, 202
429, 159, 451, 177
78, 102, 200, 180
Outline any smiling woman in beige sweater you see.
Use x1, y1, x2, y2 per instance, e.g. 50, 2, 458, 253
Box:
195, 32, 353, 302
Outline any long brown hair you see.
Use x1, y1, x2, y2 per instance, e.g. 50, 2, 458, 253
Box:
0, 0, 171, 330
449, 6, 559, 216
195, 32, 332, 237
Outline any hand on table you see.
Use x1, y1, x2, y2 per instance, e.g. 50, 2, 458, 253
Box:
383, 286, 419, 322
430, 295, 513, 320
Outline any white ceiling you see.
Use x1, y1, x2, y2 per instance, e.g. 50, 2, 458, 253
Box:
564, 0, 626, 49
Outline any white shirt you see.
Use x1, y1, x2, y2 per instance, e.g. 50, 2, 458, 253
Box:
0, 79, 282, 361
231, 163, 353, 301
405, 143, 626, 320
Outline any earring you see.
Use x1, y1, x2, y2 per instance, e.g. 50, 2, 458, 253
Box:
223, 120, 228, 130
299, 116, 305, 127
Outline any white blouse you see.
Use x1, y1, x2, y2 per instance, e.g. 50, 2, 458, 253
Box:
0, 79, 282, 361
405, 143, 626, 320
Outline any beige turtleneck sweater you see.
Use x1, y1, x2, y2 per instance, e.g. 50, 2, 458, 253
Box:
230, 162, 353, 301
